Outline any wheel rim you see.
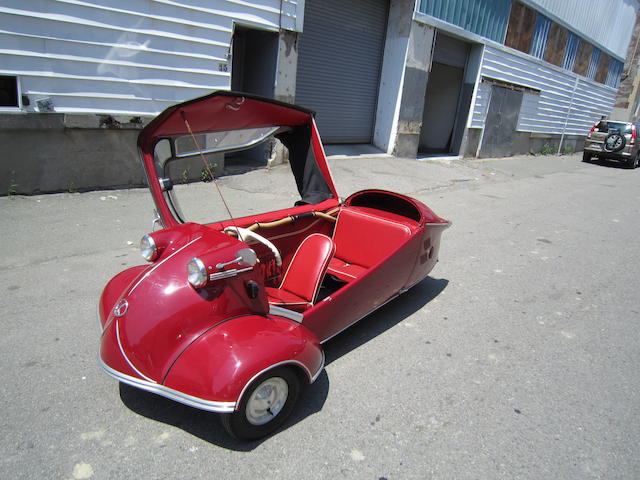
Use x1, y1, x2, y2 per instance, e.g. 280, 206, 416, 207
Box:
245, 377, 289, 425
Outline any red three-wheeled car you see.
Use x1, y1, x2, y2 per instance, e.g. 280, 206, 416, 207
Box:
98, 92, 449, 440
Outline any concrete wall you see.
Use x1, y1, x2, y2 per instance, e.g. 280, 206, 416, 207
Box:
462, 127, 585, 157
373, 0, 414, 153
0, 113, 149, 195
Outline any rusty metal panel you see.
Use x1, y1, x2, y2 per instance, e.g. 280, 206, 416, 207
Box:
573, 40, 593, 76
543, 22, 568, 67
504, 1, 536, 53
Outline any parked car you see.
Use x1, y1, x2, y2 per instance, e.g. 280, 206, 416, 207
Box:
97, 91, 450, 440
583, 120, 640, 168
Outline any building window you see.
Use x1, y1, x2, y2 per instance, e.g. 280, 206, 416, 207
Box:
530, 14, 551, 59
544, 22, 568, 67
505, 1, 536, 54
563, 33, 580, 71
0, 75, 19, 108
606, 59, 624, 88
587, 48, 601, 80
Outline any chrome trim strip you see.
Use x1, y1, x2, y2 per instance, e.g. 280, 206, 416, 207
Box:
115, 319, 156, 384
174, 127, 279, 158
128, 235, 203, 295
268, 305, 304, 323
235, 359, 315, 412
209, 266, 253, 281
425, 222, 452, 227
97, 304, 105, 334
311, 350, 325, 382
100, 359, 236, 413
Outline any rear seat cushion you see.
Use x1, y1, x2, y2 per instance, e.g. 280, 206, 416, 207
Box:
327, 208, 412, 282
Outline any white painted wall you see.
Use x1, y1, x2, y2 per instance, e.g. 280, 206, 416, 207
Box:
0, 0, 303, 115
469, 45, 617, 135
522, 0, 638, 60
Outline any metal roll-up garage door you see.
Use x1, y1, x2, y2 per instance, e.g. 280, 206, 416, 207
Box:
296, 0, 389, 144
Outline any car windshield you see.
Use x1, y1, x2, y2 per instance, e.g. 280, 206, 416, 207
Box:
153, 125, 333, 224
598, 121, 632, 134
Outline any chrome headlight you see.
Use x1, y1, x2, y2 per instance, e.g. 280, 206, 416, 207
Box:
140, 234, 158, 262
187, 257, 208, 288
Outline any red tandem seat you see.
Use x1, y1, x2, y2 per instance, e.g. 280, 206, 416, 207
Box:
266, 233, 335, 312
327, 207, 412, 283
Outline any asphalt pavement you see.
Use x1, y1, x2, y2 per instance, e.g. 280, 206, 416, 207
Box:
1, 152, 639, 479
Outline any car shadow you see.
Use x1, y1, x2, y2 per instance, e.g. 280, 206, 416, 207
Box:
118, 370, 330, 452
587, 157, 632, 169
118, 276, 448, 450
322, 276, 449, 364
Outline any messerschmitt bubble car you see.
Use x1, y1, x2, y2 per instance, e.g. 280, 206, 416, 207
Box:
98, 91, 450, 440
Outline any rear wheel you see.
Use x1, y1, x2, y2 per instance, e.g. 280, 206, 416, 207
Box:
582, 151, 592, 162
627, 153, 639, 169
220, 367, 301, 440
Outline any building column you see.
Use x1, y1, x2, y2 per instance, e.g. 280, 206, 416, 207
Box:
373, 0, 435, 157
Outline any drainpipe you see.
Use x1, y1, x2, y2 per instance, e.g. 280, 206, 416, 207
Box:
558, 75, 580, 155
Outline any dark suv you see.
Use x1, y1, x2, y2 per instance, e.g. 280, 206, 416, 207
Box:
583, 120, 640, 169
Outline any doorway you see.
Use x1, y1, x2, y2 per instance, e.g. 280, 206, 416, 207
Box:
478, 85, 524, 158
230, 26, 279, 168
419, 33, 476, 156
231, 26, 278, 97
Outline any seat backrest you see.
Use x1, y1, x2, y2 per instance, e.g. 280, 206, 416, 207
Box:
332, 208, 412, 268
280, 234, 336, 303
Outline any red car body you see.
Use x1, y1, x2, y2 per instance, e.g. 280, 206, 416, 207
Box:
98, 92, 449, 439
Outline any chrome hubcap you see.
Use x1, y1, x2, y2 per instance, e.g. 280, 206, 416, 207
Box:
245, 377, 288, 425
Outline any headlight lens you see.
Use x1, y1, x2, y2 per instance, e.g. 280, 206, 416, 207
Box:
187, 257, 208, 288
140, 234, 158, 262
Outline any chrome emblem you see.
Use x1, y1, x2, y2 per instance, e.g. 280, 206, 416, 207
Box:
113, 299, 129, 317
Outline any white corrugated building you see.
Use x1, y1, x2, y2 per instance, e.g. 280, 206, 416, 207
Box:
0, 0, 304, 114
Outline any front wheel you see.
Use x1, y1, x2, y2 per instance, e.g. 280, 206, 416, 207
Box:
220, 367, 301, 440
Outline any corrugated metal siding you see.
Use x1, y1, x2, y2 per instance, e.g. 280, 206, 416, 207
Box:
0, 0, 301, 115
562, 33, 579, 71
587, 48, 600, 81
522, 0, 637, 60
418, 0, 511, 43
471, 45, 616, 135
606, 59, 624, 88
529, 14, 550, 59
470, 81, 492, 127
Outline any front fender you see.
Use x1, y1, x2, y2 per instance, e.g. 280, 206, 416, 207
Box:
163, 315, 324, 409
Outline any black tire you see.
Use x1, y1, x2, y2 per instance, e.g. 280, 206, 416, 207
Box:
220, 367, 301, 440
603, 133, 626, 152
582, 151, 592, 162
627, 153, 639, 169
